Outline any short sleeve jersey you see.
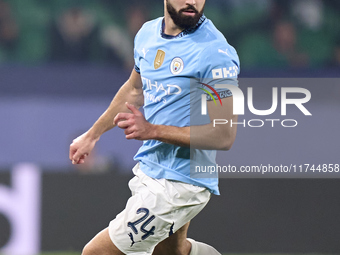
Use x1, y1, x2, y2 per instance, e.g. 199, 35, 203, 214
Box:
133, 15, 240, 195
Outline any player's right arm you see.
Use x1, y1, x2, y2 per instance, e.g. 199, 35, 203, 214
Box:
69, 69, 143, 164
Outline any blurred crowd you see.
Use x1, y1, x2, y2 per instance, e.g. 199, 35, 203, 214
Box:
214, 0, 340, 69
0, 0, 149, 69
0, 0, 339, 70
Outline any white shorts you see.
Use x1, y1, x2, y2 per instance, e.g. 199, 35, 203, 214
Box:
108, 163, 211, 255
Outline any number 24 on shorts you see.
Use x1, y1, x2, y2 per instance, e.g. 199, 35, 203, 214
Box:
128, 208, 156, 240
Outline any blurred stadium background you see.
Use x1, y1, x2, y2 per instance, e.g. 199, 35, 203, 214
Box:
0, 0, 340, 254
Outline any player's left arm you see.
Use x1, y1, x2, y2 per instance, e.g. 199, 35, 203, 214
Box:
114, 96, 237, 150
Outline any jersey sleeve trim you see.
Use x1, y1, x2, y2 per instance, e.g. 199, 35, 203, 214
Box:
134, 64, 140, 74
206, 89, 232, 101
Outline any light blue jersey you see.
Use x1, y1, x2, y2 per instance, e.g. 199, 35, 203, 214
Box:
133, 15, 240, 195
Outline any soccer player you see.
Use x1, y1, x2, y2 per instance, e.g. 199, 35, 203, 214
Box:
69, 0, 240, 254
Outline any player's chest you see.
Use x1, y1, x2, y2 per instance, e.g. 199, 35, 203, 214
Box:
137, 40, 200, 79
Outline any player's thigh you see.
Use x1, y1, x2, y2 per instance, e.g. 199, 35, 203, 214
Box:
153, 222, 190, 255
82, 228, 123, 255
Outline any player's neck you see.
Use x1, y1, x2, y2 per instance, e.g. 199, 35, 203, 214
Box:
163, 14, 184, 36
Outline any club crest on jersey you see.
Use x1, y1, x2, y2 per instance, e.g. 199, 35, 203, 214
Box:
154, 49, 165, 70
170, 57, 184, 75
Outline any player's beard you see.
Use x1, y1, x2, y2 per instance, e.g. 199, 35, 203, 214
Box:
166, 0, 204, 30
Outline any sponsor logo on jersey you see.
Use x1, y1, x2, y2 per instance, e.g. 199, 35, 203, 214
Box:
170, 57, 184, 75
212, 66, 238, 79
141, 76, 182, 104
154, 49, 165, 70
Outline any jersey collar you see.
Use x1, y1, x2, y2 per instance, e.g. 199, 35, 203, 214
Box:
161, 14, 206, 39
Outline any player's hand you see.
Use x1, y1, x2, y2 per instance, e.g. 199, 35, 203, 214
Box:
69, 132, 98, 164
114, 102, 155, 140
